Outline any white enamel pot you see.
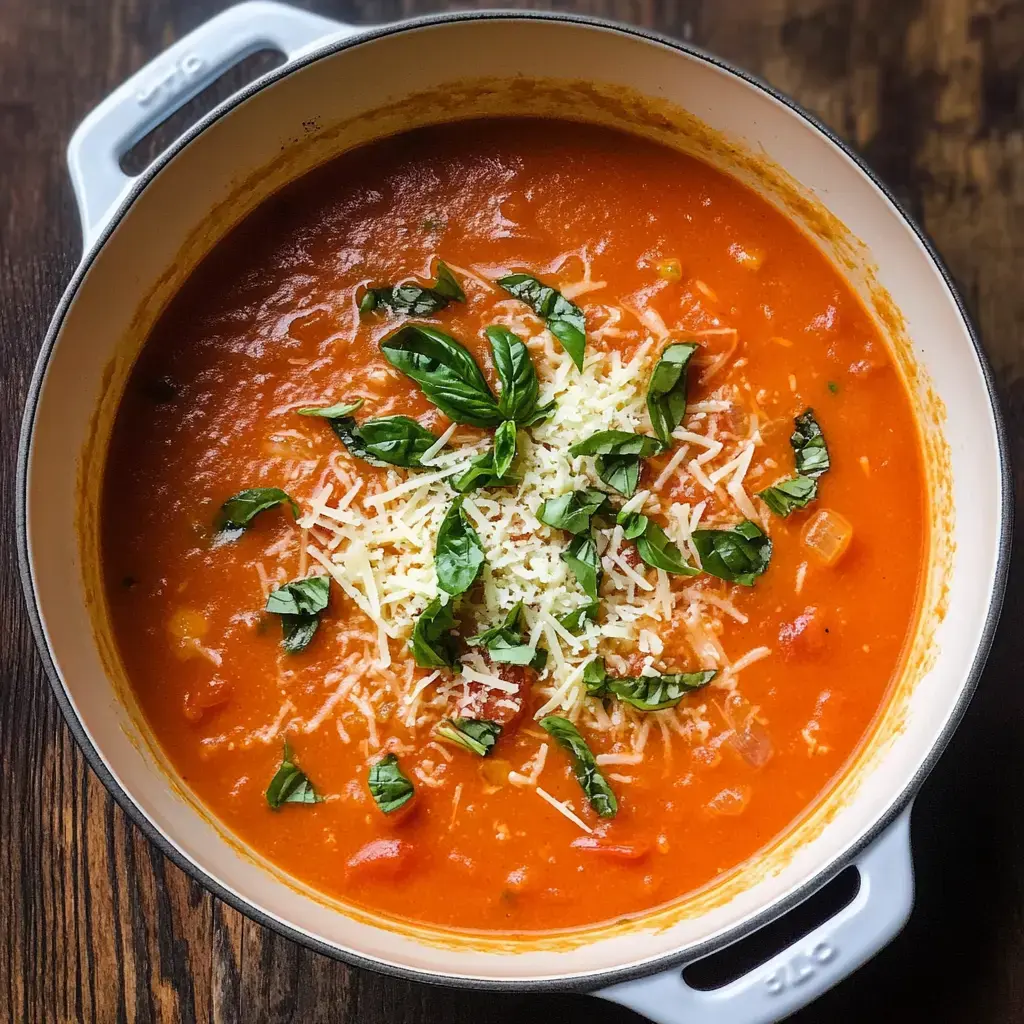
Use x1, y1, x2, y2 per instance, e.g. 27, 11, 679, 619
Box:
18, 5, 1011, 1022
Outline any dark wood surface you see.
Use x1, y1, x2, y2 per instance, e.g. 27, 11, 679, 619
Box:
2, 0, 1023, 1021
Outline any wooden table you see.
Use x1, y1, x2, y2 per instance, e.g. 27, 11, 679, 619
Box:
2, 0, 1022, 1020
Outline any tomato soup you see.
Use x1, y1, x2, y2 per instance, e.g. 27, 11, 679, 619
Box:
101, 119, 927, 932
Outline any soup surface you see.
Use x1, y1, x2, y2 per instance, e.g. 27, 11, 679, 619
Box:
102, 119, 926, 932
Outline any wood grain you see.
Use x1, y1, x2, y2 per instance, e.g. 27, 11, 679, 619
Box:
2, 0, 1023, 1021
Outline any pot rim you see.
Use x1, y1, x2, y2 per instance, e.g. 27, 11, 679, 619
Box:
17, 8, 1013, 992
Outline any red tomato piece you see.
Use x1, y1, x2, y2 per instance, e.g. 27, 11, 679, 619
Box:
346, 838, 415, 880
570, 837, 651, 861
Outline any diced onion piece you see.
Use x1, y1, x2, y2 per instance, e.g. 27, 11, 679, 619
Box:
722, 693, 773, 768
728, 243, 765, 270
802, 509, 853, 566
479, 758, 511, 790
707, 785, 752, 816
168, 607, 208, 641
656, 258, 682, 281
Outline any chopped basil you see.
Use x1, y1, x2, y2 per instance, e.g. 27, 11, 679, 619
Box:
328, 415, 441, 468
583, 656, 716, 710
558, 602, 599, 634
436, 718, 502, 757
616, 510, 699, 576
493, 420, 517, 478
266, 740, 323, 808
692, 520, 772, 586
265, 575, 331, 653
827, 381, 839, 395
791, 409, 830, 478
486, 325, 554, 425
757, 475, 818, 517
569, 431, 665, 499
452, 420, 518, 494
435, 497, 486, 596
361, 260, 465, 315
215, 488, 299, 541
380, 324, 502, 427
409, 596, 457, 668
296, 398, 364, 419
467, 601, 545, 669
539, 715, 617, 818
538, 488, 614, 535
497, 273, 587, 370
647, 342, 698, 445
368, 753, 414, 813
562, 531, 601, 601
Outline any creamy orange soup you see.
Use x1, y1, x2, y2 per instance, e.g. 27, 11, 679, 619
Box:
102, 119, 926, 931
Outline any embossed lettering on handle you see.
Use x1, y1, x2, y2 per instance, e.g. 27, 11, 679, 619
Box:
763, 941, 837, 995
136, 54, 207, 108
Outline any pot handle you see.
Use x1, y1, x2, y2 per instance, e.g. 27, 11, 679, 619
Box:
66, 0, 354, 247
597, 804, 914, 1024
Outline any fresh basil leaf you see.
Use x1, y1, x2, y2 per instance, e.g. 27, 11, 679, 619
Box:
368, 753, 414, 813
584, 656, 715, 709
452, 449, 520, 494
758, 475, 818, 516
539, 489, 614, 535
215, 488, 299, 541
597, 455, 641, 498
467, 601, 544, 668
436, 718, 502, 757
266, 740, 323, 808
692, 519, 772, 586
562, 531, 601, 601
635, 520, 700, 576
492, 420, 517, 479
647, 342, 698, 445
558, 603, 599, 634
486, 325, 554, 425
328, 415, 441, 468
380, 324, 502, 427
616, 510, 649, 541
497, 273, 587, 370
569, 430, 666, 459
265, 575, 331, 653
435, 498, 485, 596
362, 260, 465, 315
410, 596, 457, 668
539, 715, 617, 818
791, 409, 830, 478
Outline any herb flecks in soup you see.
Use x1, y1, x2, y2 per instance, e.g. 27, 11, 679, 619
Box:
102, 119, 926, 931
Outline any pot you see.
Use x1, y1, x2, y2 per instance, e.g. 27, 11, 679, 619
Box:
17, 4, 1011, 1022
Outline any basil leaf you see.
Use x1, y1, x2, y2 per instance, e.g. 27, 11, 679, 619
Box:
435, 498, 486, 596
380, 325, 502, 427
634, 520, 700, 576
616, 510, 649, 541
583, 657, 716, 710
569, 432, 664, 500
569, 430, 666, 459
791, 409, 830, 478
558, 603, 599, 634
467, 601, 544, 669
452, 449, 520, 494
562, 531, 601, 601
368, 753, 414, 813
539, 716, 617, 818
497, 273, 587, 370
328, 415, 441, 468
492, 420, 517, 479
758, 475, 818, 516
362, 260, 465, 315
215, 488, 298, 539
538, 489, 614, 535
266, 740, 322, 808
410, 596, 457, 668
297, 398, 364, 418
437, 718, 502, 757
692, 520, 772, 586
597, 455, 641, 498
265, 575, 331, 653
486, 325, 554, 425
647, 342, 698, 445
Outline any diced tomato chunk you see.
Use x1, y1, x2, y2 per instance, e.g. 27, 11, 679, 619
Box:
452, 654, 529, 727
182, 677, 232, 722
570, 837, 651, 861
779, 605, 829, 659
346, 838, 415, 880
